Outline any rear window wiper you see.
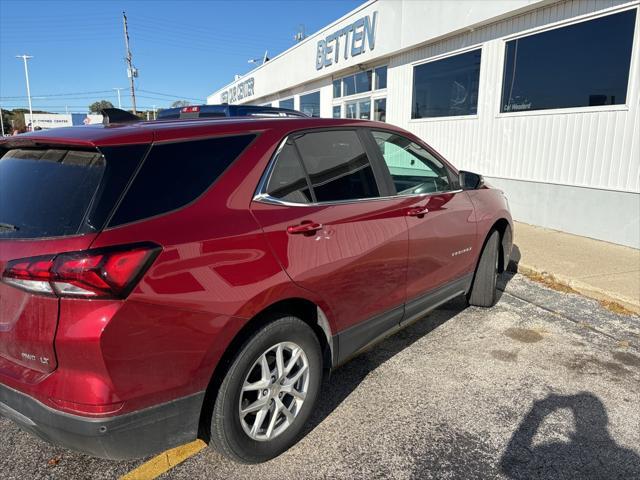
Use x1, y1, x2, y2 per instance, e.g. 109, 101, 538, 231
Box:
0, 222, 19, 232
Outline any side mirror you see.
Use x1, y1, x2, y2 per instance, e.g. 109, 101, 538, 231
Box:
459, 170, 484, 190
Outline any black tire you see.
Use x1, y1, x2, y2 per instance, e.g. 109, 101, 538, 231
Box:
468, 230, 501, 307
209, 315, 322, 463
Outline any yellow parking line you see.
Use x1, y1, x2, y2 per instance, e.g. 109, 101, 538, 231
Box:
120, 439, 207, 480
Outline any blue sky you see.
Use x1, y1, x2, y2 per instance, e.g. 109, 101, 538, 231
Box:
0, 0, 360, 113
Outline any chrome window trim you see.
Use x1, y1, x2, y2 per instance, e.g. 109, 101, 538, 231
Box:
252, 132, 462, 208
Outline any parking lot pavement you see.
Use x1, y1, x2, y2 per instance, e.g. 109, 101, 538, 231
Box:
1, 273, 639, 480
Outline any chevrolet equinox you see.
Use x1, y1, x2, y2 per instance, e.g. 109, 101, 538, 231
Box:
0, 115, 512, 463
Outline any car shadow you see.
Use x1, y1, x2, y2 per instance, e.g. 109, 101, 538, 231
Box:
500, 392, 640, 479
301, 295, 468, 440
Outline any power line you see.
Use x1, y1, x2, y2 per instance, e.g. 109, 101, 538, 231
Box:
137, 89, 203, 102
0, 89, 114, 100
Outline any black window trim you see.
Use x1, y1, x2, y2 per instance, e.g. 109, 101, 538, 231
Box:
104, 132, 259, 230
362, 127, 462, 198
253, 127, 395, 207
409, 44, 484, 122
497, 5, 638, 117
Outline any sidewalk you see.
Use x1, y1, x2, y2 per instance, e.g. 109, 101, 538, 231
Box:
510, 222, 640, 314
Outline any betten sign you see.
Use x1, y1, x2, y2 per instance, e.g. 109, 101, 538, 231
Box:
315, 11, 378, 70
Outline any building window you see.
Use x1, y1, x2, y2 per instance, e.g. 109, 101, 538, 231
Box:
279, 98, 294, 110
338, 66, 386, 98
501, 10, 636, 113
374, 98, 386, 122
354, 71, 372, 94
333, 105, 341, 118
343, 75, 357, 96
345, 99, 371, 120
375, 66, 387, 89
333, 79, 341, 98
412, 49, 481, 119
300, 91, 321, 117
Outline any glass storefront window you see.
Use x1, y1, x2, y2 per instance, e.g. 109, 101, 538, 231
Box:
300, 91, 321, 118
333, 79, 341, 98
412, 49, 481, 118
343, 76, 356, 97
345, 102, 357, 119
374, 98, 386, 122
358, 100, 371, 120
355, 71, 372, 94
279, 98, 294, 109
332, 105, 341, 118
375, 66, 387, 89
501, 10, 635, 112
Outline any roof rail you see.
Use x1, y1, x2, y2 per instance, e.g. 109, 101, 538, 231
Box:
101, 108, 140, 125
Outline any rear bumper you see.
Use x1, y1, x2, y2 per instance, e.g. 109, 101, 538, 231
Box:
0, 382, 205, 460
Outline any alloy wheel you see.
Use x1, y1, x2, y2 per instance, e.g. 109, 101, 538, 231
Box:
238, 341, 310, 441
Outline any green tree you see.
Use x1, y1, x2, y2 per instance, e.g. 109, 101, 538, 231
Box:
89, 100, 114, 113
170, 100, 190, 108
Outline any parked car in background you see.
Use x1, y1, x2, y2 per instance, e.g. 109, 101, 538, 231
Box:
0, 112, 511, 463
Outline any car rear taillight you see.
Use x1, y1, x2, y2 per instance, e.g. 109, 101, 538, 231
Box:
181, 106, 200, 113
1, 243, 161, 299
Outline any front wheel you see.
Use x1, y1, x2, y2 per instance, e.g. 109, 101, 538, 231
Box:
467, 230, 501, 307
209, 316, 322, 463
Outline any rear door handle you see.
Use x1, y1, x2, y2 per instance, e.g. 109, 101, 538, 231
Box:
287, 221, 323, 235
406, 206, 429, 218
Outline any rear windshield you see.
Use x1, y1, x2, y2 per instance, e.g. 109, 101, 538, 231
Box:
0, 145, 148, 240
0, 148, 106, 239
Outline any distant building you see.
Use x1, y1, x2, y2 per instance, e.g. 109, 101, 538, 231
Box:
24, 113, 103, 130
208, 0, 640, 248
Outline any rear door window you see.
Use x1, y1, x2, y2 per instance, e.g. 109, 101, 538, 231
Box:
0, 148, 106, 239
109, 134, 255, 226
294, 130, 379, 202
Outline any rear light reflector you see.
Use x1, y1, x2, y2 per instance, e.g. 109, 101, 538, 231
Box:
1, 243, 161, 299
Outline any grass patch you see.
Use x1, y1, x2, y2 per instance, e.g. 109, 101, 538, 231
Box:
598, 299, 636, 316
520, 269, 637, 316
521, 270, 578, 294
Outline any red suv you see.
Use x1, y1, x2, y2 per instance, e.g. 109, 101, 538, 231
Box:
0, 116, 512, 463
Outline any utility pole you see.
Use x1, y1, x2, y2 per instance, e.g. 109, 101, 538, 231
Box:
113, 87, 124, 108
122, 12, 137, 114
16, 54, 34, 129
152, 105, 156, 120
0, 105, 5, 136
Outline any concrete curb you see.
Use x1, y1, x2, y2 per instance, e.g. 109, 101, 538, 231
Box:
512, 262, 640, 315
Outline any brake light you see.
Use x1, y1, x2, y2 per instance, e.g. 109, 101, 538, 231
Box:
1, 243, 161, 299
181, 106, 200, 113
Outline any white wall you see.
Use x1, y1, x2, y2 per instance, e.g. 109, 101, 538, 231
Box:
385, 0, 639, 247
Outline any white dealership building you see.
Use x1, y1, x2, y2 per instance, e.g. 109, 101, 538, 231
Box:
208, 0, 640, 248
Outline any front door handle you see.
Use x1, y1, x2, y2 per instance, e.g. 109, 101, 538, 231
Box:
287, 221, 323, 236
406, 206, 429, 218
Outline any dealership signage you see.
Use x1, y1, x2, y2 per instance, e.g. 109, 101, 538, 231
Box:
316, 11, 378, 70
220, 77, 255, 103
